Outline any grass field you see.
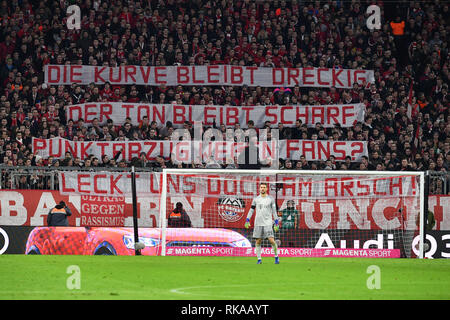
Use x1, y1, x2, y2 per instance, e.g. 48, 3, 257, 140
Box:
1, 255, 449, 300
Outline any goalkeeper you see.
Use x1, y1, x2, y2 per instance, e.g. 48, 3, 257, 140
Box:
245, 183, 280, 264
279, 200, 299, 247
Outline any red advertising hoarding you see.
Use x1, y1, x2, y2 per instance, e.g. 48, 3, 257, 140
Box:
0, 190, 448, 231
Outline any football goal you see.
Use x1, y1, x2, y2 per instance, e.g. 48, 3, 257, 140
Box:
157, 169, 426, 259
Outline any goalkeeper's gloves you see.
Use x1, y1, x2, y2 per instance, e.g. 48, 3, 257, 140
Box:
244, 218, 250, 229
273, 219, 279, 232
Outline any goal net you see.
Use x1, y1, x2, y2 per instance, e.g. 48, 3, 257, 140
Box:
158, 169, 425, 259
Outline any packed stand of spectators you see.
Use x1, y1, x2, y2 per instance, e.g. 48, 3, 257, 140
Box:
0, 0, 449, 191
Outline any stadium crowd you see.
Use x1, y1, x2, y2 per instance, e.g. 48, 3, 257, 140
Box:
0, 0, 448, 182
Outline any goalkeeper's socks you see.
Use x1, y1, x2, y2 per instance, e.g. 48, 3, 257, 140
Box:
271, 242, 278, 258
255, 244, 262, 260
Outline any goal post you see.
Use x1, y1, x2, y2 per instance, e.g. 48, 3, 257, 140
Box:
157, 168, 426, 259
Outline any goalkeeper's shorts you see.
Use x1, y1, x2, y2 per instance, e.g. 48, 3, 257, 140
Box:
253, 225, 274, 239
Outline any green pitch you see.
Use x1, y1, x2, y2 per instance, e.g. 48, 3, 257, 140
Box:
1, 255, 449, 300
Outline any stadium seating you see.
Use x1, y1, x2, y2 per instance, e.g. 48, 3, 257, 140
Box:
0, 0, 448, 190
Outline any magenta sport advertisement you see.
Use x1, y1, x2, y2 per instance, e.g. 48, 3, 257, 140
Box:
1, 226, 450, 259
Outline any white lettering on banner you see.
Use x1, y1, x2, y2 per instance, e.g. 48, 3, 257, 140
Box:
123, 202, 157, 227
45, 65, 375, 88
66, 103, 365, 128
336, 199, 371, 229
30, 192, 57, 226
303, 202, 333, 229
0, 191, 27, 225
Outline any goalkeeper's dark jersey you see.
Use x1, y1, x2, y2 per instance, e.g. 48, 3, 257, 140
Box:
281, 208, 299, 229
